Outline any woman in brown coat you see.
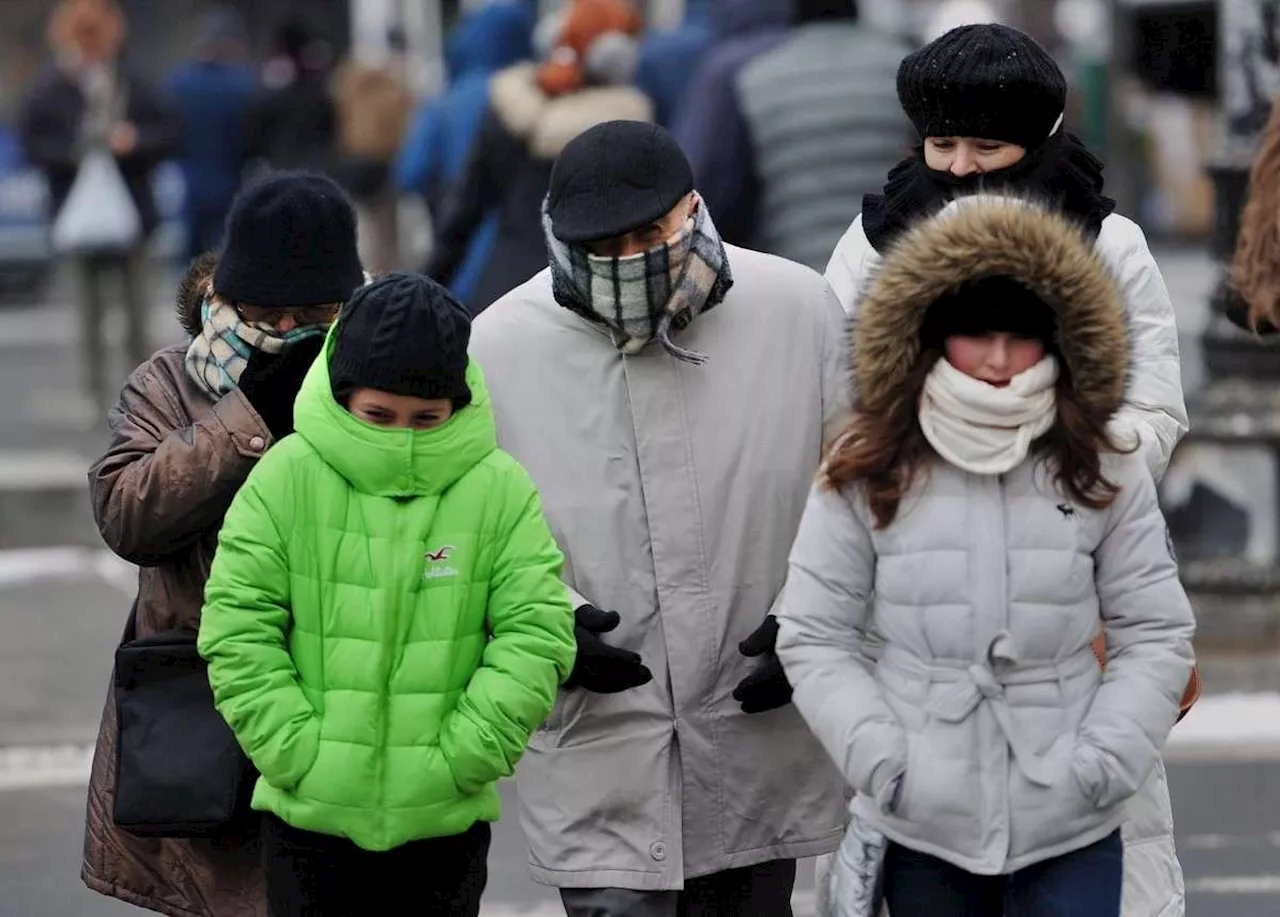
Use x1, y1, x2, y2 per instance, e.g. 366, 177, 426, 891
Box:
81, 172, 365, 917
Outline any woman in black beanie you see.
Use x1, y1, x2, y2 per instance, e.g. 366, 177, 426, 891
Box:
81, 171, 366, 917
828, 23, 1186, 482
821, 24, 1192, 917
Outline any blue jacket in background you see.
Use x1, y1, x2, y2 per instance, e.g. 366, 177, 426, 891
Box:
166, 61, 255, 233
395, 2, 534, 304
671, 0, 792, 246
635, 10, 715, 127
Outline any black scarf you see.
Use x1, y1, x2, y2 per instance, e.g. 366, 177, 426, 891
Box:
861, 131, 1117, 254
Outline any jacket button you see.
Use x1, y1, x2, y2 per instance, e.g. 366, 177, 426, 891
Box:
649, 841, 667, 862
248, 436, 266, 452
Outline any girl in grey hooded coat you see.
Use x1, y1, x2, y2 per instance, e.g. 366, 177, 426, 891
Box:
778, 196, 1195, 917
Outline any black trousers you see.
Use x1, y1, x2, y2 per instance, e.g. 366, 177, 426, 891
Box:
560, 859, 798, 917
260, 813, 491, 917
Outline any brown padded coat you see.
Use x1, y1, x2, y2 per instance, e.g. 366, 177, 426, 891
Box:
81, 257, 273, 917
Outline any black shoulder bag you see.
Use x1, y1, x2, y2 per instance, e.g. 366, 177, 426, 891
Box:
112, 609, 258, 837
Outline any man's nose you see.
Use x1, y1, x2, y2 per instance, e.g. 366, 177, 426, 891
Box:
273, 314, 299, 333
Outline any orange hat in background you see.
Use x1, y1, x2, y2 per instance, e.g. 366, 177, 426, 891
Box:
536, 0, 644, 97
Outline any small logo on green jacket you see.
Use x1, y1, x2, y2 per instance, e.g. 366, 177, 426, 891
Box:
424, 545, 460, 580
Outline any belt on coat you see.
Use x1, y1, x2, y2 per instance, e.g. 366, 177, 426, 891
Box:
880, 644, 1097, 788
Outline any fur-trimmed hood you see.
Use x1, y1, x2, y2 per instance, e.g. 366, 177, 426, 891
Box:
488, 63, 653, 160
176, 252, 219, 337
853, 195, 1128, 421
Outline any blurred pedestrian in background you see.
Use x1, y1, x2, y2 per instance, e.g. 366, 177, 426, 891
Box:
425, 0, 652, 315
395, 1, 535, 305
19, 0, 178, 413
81, 173, 365, 917
821, 24, 1192, 917
671, 0, 792, 246
732, 0, 912, 269
247, 21, 336, 175
166, 7, 256, 263
330, 29, 413, 274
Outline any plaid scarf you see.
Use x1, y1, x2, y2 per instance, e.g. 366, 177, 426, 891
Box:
184, 296, 328, 400
544, 195, 733, 364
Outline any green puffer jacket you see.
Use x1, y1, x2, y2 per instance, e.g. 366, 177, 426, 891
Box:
198, 332, 577, 852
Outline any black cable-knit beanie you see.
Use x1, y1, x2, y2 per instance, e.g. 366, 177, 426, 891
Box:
329, 272, 472, 407
214, 172, 364, 308
896, 24, 1067, 150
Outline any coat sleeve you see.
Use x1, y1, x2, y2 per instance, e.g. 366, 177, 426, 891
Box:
817, 279, 853, 447
394, 100, 444, 198
198, 453, 321, 792
439, 467, 578, 795
776, 482, 906, 806
1074, 456, 1196, 810
823, 215, 877, 317
18, 81, 78, 173
90, 359, 273, 567
123, 77, 180, 169
1098, 218, 1189, 481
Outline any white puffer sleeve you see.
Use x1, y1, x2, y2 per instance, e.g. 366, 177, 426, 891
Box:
1094, 215, 1189, 482
1073, 453, 1196, 810
776, 482, 906, 809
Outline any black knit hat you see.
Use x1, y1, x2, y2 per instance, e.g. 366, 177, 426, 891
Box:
329, 272, 473, 406
214, 172, 365, 308
921, 277, 1058, 350
547, 121, 695, 244
897, 24, 1067, 150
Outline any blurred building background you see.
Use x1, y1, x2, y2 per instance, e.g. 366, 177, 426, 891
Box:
0, 0, 1228, 303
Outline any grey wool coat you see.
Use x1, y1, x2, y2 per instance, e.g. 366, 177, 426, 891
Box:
470, 244, 851, 890
777, 199, 1196, 875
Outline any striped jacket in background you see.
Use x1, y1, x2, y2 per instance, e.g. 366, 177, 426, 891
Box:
736, 22, 914, 271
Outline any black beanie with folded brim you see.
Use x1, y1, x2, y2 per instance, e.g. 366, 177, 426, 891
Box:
897, 23, 1067, 150
329, 272, 472, 407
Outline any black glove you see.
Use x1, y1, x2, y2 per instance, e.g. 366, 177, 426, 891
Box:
564, 604, 653, 694
732, 615, 793, 714
237, 336, 325, 441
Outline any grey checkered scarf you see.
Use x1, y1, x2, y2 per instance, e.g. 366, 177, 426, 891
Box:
184, 296, 328, 400
543, 195, 733, 364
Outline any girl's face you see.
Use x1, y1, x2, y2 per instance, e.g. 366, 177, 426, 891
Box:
944, 333, 1045, 388
924, 137, 1027, 176
347, 388, 454, 430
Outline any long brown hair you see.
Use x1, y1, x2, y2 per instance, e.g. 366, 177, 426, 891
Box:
823, 349, 1127, 529
1232, 102, 1280, 332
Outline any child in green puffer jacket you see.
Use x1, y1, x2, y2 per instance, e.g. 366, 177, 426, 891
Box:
198, 272, 577, 917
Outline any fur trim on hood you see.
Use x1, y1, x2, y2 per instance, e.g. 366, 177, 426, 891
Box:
176, 252, 219, 337
489, 63, 653, 160
854, 195, 1128, 420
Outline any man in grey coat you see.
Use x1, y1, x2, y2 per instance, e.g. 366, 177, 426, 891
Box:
470, 120, 848, 915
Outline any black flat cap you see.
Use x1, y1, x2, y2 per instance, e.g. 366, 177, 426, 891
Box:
547, 120, 695, 244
